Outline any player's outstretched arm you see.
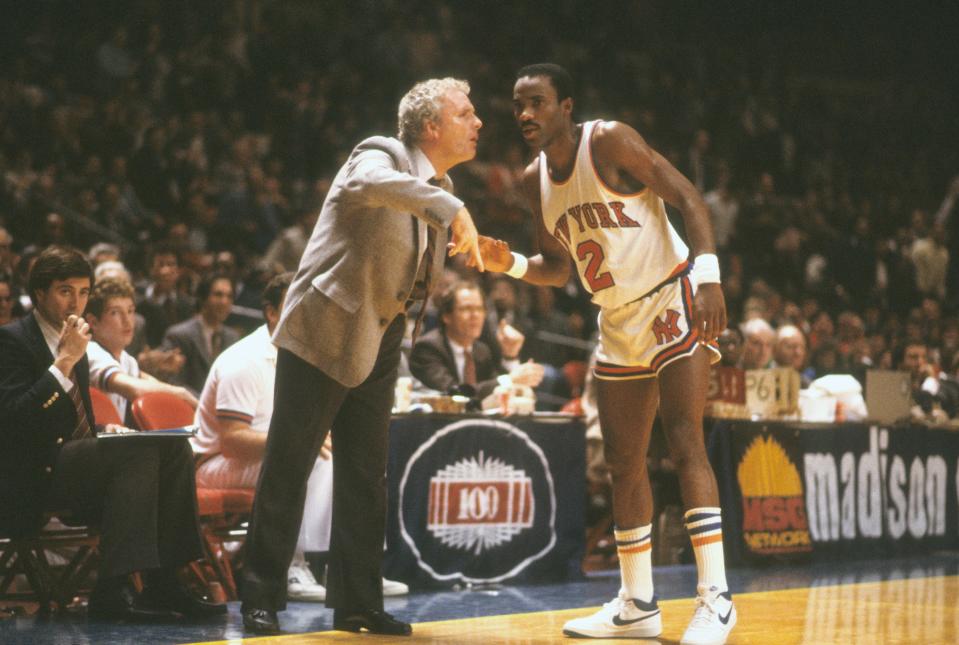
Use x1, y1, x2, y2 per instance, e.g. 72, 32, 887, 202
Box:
594, 122, 727, 341
469, 160, 569, 288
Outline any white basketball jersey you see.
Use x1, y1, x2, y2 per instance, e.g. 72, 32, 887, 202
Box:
539, 120, 689, 310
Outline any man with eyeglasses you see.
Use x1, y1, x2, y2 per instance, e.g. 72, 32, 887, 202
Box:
410, 280, 544, 401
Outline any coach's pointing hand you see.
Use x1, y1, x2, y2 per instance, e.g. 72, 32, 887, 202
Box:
448, 206, 485, 272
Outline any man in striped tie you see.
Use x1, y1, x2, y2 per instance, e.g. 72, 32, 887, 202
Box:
0, 245, 223, 622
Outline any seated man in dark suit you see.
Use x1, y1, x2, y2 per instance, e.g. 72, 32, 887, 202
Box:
160, 272, 239, 394
410, 280, 545, 401
136, 243, 195, 348
0, 245, 224, 621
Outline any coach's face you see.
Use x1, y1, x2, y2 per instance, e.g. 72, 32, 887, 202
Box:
434, 89, 482, 167
36, 277, 91, 327
513, 75, 572, 149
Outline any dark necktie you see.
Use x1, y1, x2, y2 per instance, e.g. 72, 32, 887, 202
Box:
411, 178, 441, 341
211, 330, 223, 358
163, 296, 177, 324
463, 347, 477, 386
69, 380, 93, 440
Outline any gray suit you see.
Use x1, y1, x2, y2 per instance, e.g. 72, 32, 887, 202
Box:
273, 136, 461, 387
242, 136, 461, 612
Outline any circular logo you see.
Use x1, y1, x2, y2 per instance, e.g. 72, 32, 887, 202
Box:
398, 418, 557, 583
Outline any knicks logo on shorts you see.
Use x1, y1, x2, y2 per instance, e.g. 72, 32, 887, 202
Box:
652, 309, 682, 345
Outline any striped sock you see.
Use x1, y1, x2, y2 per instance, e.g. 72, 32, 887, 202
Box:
614, 524, 654, 603
684, 507, 728, 592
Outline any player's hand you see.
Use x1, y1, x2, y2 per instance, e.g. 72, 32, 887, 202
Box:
472, 235, 514, 273
319, 434, 333, 460
497, 320, 525, 358
510, 360, 545, 388
692, 283, 727, 345
448, 207, 485, 271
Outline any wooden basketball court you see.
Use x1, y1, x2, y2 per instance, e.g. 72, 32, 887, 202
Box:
188, 574, 959, 645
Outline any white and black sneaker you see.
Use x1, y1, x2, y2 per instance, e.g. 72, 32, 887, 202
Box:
562, 590, 662, 638
287, 562, 327, 602
680, 585, 736, 645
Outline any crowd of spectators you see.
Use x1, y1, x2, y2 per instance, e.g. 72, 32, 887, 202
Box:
2, 2, 958, 416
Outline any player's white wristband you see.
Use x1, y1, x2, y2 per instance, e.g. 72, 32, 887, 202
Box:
505, 252, 529, 279
691, 253, 721, 285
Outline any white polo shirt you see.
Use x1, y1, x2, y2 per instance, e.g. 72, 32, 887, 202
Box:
86, 340, 141, 421
191, 325, 276, 457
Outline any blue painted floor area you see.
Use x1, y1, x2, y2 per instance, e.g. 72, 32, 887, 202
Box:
2, 552, 958, 645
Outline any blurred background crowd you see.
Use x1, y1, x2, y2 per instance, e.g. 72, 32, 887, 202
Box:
1, 0, 958, 416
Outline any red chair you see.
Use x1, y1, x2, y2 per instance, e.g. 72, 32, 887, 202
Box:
130, 391, 195, 430
131, 392, 252, 600
89, 386, 123, 426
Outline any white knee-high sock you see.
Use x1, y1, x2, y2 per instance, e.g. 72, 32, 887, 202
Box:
614, 524, 654, 603
684, 507, 728, 593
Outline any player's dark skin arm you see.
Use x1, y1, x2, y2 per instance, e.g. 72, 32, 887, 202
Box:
592, 121, 727, 342
474, 157, 571, 288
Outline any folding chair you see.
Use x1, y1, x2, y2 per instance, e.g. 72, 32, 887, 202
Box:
131, 391, 253, 600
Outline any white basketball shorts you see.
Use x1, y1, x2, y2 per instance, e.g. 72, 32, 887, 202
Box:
594, 273, 720, 380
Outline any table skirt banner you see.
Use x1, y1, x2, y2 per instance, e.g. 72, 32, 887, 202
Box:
385, 414, 586, 587
709, 421, 959, 564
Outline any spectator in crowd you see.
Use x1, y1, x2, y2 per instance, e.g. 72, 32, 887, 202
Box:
88, 242, 121, 268
893, 340, 958, 422
703, 163, 739, 252
740, 318, 775, 369
137, 244, 195, 347
717, 327, 744, 368
0, 246, 223, 621
0, 227, 15, 276
84, 277, 197, 424
260, 202, 321, 274
0, 276, 18, 326
912, 221, 949, 300
773, 324, 812, 386
160, 272, 238, 394
410, 280, 545, 402
810, 339, 841, 379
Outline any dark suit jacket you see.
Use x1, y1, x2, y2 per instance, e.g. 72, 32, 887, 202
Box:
137, 291, 195, 348
410, 328, 503, 400
160, 317, 239, 394
0, 315, 94, 537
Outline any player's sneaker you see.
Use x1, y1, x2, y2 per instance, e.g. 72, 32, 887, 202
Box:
287, 562, 327, 601
680, 585, 736, 645
382, 577, 409, 596
562, 590, 662, 638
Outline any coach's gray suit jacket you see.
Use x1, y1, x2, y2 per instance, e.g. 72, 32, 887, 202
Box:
273, 136, 463, 387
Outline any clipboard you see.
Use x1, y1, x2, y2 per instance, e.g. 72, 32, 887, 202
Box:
96, 425, 199, 439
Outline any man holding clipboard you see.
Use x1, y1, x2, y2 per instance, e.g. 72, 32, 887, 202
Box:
0, 246, 222, 621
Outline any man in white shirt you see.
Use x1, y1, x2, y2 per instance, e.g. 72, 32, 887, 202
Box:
85, 276, 196, 423
191, 273, 407, 602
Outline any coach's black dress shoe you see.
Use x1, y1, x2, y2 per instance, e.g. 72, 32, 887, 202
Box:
333, 608, 412, 635
87, 580, 181, 622
140, 580, 227, 618
242, 605, 281, 634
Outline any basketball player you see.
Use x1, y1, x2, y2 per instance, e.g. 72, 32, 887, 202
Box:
475, 63, 735, 644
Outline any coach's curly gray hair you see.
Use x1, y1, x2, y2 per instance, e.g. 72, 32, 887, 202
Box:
397, 78, 471, 145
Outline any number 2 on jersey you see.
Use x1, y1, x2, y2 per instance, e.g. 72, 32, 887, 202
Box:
576, 240, 615, 292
